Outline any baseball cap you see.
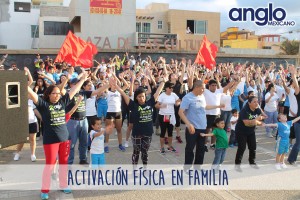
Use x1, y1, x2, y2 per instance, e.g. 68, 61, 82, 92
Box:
70, 78, 79, 85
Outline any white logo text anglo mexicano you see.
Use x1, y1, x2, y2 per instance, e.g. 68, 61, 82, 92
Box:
229, 3, 295, 26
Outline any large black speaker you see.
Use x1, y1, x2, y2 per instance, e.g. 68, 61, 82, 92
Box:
0, 71, 28, 149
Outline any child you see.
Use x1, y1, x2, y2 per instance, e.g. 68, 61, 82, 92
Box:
96, 82, 108, 123
229, 109, 238, 147
89, 116, 114, 168
264, 113, 300, 170
200, 118, 228, 170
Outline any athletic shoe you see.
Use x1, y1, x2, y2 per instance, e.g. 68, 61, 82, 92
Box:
235, 165, 242, 172
164, 137, 168, 145
119, 144, 126, 152
104, 146, 109, 153
281, 162, 287, 169
40, 193, 49, 200
124, 141, 129, 148
160, 148, 166, 154
61, 188, 72, 194
79, 160, 89, 165
167, 146, 176, 153
275, 163, 281, 170
176, 136, 183, 143
31, 155, 36, 162
204, 145, 209, 152
14, 153, 20, 161
250, 163, 259, 169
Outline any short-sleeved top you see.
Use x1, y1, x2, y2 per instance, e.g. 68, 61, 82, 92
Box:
66, 91, 92, 119
28, 99, 37, 124
128, 97, 155, 136
264, 92, 279, 112
277, 121, 292, 141
180, 92, 207, 130
107, 90, 122, 112
35, 93, 71, 144
236, 103, 262, 135
90, 129, 105, 154
158, 92, 179, 115
213, 128, 228, 149
204, 88, 223, 115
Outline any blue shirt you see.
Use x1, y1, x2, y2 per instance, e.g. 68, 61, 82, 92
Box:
180, 92, 207, 129
277, 121, 292, 141
231, 89, 241, 111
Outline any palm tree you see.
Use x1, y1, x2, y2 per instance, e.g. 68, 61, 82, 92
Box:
279, 39, 299, 55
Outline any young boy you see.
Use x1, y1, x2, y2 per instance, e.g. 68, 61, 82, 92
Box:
200, 118, 228, 171
264, 113, 300, 170
229, 109, 238, 147
89, 117, 114, 168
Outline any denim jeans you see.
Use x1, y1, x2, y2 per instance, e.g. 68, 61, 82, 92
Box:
184, 128, 206, 170
288, 123, 300, 163
221, 110, 232, 131
67, 118, 88, 164
212, 148, 226, 166
264, 110, 278, 134
229, 130, 236, 145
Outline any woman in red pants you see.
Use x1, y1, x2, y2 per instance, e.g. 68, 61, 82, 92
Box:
28, 73, 88, 200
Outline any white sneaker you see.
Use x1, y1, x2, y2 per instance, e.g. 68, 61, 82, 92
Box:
275, 163, 281, 170
14, 153, 20, 161
124, 141, 129, 148
31, 155, 37, 162
280, 163, 287, 169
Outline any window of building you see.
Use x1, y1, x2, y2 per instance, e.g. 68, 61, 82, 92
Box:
136, 22, 151, 33
0, 45, 7, 49
262, 46, 272, 49
14, 2, 31, 12
158, 21, 163, 29
6, 82, 20, 109
44, 21, 70, 35
187, 20, 207, 34
31, 25, 39, 38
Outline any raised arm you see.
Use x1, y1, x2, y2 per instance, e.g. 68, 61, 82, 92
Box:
68, 73, 88, 100
153, 76, 166, 101
114, 79, 130, 105
24, 67, 33, 87
67, 95, 83, 116
28, 86, 38, 104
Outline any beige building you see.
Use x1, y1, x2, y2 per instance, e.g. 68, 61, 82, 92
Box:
136, 3, 220, 51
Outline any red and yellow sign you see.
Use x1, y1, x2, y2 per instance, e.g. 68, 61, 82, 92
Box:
90, 0, 122, 15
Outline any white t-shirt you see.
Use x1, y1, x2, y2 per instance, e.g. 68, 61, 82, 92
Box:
230, 116, 238, 131
90, 128, 105, 154
28, 99, 37, 124
264, 92, 279, 112
158, 92, 179, 115
275, 85, 285, 100
288, 87, 298, 117
204, 88, 223, 115
221, 92, 232, 111
107, 90, 122, 112
86, 96, 97, 116
247, 86, 258, 96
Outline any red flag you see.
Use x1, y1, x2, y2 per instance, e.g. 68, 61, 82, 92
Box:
194, 35, 218, 70
55, 31, 98, 68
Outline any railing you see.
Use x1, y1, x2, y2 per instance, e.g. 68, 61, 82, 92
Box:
135, 32, 177, 49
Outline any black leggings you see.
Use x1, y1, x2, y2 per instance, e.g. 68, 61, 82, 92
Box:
159, 114, 174, 138
132, 135, 152, 165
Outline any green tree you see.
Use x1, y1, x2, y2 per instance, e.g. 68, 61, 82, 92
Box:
279, 39, 299, 55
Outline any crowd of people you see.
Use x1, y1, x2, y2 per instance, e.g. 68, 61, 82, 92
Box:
1, 53, 300, 199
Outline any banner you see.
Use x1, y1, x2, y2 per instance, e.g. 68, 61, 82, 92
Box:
90, 0, 122, 15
